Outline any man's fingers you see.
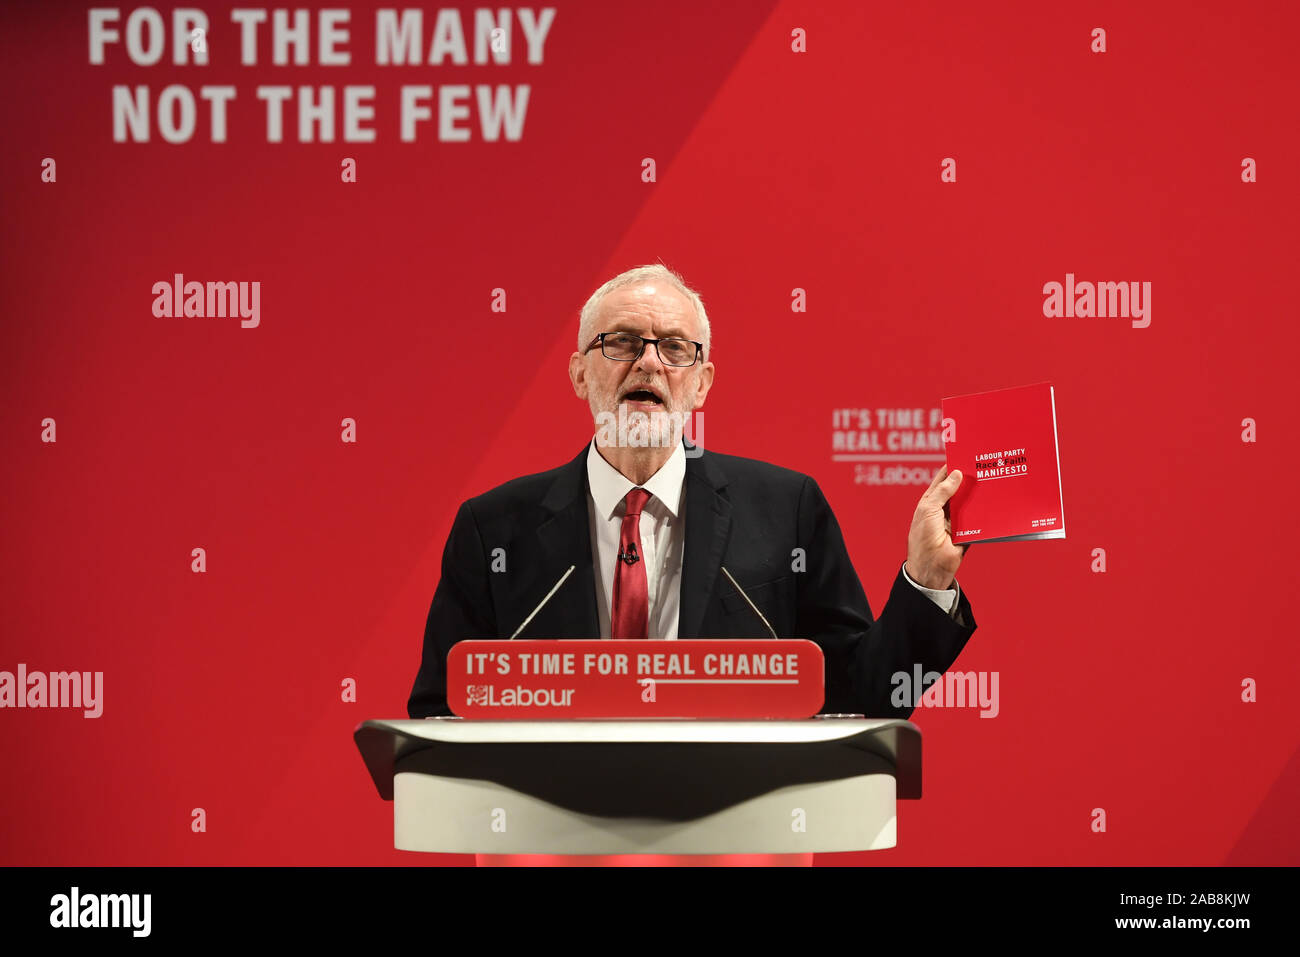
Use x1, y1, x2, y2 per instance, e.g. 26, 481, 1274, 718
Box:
926, 465, 949, 494
920, 466, 949, 505
929, 467, 963, 505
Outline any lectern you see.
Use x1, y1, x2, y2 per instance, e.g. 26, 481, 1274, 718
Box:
355, 717, 922, 859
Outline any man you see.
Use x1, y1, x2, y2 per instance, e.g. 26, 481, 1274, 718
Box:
408, 264, 976, 719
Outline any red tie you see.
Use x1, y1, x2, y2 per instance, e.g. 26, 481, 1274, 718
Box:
611, 488, 651, 638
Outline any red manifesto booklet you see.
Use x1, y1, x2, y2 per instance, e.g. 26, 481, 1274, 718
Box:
941, 382, 1065, 545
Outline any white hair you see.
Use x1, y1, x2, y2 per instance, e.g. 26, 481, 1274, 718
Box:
577, 264, 712, 361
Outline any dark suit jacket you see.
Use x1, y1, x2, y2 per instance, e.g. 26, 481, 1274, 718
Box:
408, 441, 977, 719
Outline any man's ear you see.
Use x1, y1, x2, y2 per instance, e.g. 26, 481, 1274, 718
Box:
569, 351, 588, 399
692, 360, 715, 409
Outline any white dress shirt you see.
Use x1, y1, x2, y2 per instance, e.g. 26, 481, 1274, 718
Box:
587, 439, 688, 639
585, 439, 961, 638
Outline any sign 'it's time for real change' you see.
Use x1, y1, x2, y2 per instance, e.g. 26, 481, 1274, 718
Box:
447, 640, 826, 719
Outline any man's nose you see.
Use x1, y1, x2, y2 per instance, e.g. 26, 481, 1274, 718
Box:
635, 340, 667, 373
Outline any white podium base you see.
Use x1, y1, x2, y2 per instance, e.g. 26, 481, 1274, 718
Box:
395, 770, 897, 855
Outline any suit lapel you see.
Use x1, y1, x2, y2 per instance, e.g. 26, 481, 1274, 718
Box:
533, 444, 600, 637
678, 445, 731, 638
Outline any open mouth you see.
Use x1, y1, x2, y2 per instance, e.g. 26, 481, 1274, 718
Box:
622, 388, 664, 406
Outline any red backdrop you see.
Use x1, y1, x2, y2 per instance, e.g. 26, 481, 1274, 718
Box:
2, 0, 1297, 865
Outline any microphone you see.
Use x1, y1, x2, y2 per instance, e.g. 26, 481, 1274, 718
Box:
720, 566, 778, 640
509, 565, 576, 640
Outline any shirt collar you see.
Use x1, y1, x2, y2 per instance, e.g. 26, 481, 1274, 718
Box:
586, 438, 686, 521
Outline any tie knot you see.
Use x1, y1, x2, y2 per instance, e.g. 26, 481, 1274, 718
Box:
623, 488, 651, 517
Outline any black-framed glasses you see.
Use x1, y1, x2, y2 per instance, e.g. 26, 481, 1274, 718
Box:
585, 332, 702, 367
